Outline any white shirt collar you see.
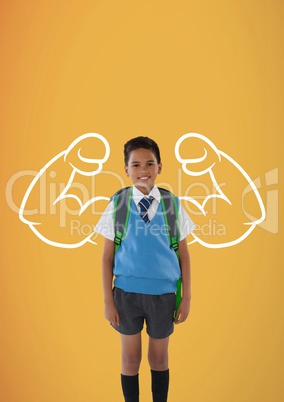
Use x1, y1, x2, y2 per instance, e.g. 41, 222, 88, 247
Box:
132, 185, 161, 206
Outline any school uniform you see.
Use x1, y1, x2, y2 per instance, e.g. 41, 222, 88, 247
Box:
95, 185, 195, 339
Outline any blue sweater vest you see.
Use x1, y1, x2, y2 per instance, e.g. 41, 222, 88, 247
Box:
113, 199, 181, 295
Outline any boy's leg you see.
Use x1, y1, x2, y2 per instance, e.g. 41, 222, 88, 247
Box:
121, 333, 142, 375
120, 333, 142, 402
148, 336, 170, 402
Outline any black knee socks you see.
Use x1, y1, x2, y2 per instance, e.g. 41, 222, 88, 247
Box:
151, 369, 169, 402
121, 374, 139, 402
121, 370, 169, 402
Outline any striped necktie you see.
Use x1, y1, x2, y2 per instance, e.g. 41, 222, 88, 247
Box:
139, 196, 154, 224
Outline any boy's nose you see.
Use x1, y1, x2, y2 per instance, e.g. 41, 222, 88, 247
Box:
140, 169, 149, 174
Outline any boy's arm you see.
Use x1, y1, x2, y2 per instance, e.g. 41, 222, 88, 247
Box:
175, 238, 191, 324
102, 238, 120, 327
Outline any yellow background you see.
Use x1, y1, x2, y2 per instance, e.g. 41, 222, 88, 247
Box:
1, 1, 283, 401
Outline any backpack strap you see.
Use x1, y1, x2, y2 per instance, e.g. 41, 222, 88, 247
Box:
158, 188, 182, 318
112, 187, 133, 253
158, 188, 180, 257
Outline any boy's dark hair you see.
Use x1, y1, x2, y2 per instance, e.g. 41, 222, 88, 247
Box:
124, 136, 161, 166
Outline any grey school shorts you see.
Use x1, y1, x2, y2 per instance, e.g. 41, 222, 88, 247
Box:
112, 287, 176, 339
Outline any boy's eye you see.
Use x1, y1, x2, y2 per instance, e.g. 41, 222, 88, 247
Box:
132, 164, 139, 168
147, 162, 154, 166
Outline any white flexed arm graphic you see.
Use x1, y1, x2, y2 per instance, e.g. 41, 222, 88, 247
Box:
19, 133, 110, 248
175, 133, 266, 248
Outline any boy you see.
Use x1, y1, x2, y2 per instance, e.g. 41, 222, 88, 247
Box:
95, 136, 195, 402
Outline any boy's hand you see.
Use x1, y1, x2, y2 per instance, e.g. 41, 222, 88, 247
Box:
174, 298, 191, 324
104, 302, 120, 327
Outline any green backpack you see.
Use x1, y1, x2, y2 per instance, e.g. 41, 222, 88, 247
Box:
111, 186, 182, 318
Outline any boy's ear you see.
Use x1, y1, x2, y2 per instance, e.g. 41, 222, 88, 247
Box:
125, 166, 129, 176
158, 162, 162, 174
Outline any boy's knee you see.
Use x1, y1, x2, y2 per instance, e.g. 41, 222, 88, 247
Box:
148, 354, 168, 371
122, 355, 141, 366
122, 352, 142, 374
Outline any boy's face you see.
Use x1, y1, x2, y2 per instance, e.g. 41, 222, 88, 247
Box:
125, 148, 162, 195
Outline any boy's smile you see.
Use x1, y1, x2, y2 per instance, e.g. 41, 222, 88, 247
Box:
125, 148, 162, 194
